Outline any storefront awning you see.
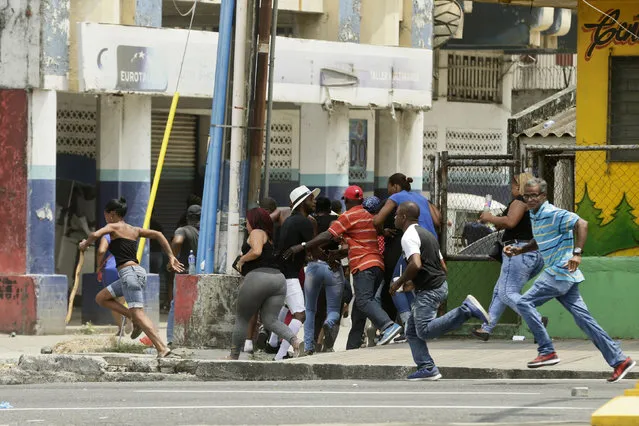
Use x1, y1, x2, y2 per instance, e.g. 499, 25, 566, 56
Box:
77, 23, 433, 109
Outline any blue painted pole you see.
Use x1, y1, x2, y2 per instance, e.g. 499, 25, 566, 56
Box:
197, 0, 236, 274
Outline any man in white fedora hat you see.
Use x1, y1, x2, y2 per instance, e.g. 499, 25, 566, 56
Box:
265, 185, 319, 360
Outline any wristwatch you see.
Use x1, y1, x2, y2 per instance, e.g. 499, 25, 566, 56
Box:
573, 248, 583, 256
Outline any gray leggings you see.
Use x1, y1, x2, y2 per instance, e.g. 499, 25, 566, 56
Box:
231, 267, 295, 357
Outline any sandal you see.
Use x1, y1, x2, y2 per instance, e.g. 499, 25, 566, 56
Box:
130, 325, 143, 340
292, 338, 305, 358
158, 349, 181, 359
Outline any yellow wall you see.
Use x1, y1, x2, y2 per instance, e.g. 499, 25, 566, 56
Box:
576, 1, 639, 255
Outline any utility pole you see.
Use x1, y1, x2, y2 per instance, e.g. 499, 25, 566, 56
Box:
262, 0, 279, 198
247, 0, 273, 209
225, 0, 249, 274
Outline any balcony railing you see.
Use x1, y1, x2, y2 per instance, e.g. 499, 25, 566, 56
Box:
512, 54, 577, 91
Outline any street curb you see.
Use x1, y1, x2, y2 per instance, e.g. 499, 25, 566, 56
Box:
5, 354, 638, 384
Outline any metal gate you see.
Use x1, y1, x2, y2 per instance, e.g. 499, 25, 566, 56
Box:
435, 152, 519, 260
151, 112, 198, 238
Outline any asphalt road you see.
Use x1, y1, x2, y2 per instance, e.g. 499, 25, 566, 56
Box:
0, 379, 631, 425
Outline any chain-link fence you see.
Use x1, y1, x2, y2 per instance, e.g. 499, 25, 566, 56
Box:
437, 153, 518, 259
523, 144, 639, 257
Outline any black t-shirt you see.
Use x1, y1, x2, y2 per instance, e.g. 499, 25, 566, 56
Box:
240, 240, 278, 276
501, 195, 533, 242
174, 225, 199, 269
277, 211, 314, 278
314, 215, 339, 251
401, 224, 446, 292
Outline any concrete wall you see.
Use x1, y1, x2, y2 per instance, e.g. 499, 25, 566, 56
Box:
511, 89, 560, 115
0, 90, 28, 274
446, 257, 639, 340
516, 257, 639, 339
0, 275, 67, 335
174, 274, 241, 348
41, 0, 70, 91
0, 0, 41, 88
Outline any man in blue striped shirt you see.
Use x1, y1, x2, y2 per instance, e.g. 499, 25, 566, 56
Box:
505, 178, 635, 383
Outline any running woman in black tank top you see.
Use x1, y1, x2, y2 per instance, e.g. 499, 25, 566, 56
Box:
79, 197, 184, 358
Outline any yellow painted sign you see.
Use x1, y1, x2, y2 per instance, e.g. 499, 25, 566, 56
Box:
582, 9, 639, 61
576, 2, 639, 256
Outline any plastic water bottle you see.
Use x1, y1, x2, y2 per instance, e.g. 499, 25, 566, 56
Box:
483, 194, 493, 212
188, 250, 196, 274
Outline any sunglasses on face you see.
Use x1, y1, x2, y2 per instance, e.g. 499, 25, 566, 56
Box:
523, 193, 543, 200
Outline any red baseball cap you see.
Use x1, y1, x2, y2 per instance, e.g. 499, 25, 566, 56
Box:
342, 185, 364, 200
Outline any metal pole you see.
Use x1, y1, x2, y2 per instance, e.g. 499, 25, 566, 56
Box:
137, 93, 180, 261
439, 151, 449, 258
262, 0, 279, 197
226, 0, 249, 274
247, 0, 273, 209
197, 0, 236, 274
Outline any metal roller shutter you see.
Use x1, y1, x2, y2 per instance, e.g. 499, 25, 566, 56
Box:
151, 112, 198, 238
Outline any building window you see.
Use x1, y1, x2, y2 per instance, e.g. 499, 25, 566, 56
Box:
608, 56, 639, 162
447, 53, 503, 104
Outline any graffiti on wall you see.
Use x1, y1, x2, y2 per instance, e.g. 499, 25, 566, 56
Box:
582, 9, 639, 61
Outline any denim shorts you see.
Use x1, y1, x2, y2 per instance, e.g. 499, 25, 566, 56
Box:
106, 265, 146, 309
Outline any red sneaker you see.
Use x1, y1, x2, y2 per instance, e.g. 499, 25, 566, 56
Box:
527, 352, 560, 368
608, 357, 636, 383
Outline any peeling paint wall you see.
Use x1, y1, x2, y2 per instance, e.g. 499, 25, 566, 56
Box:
0, 90, 28, 274
40, 0, 70, 89
338, 0, 360, 42
174, 274, 241, 348
0, 276, 36, 334
135, 0, 161, 27
0, 274, 68, 335
0, 0, 41, 88
411, 0, 433, 49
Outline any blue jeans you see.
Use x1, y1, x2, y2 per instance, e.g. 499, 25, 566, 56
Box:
107, 265, 146, 309
406, 282, 474, 369
347, 266, 393, 349
390, 257, 414, 323
517, 271, 626, 367
304, 261, 345, 351
484, 246, 544, 333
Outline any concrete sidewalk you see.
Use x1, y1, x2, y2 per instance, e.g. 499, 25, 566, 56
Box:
291, 338, 639, 372
2, 309, 638, 382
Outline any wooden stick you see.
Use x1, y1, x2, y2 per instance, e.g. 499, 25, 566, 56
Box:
66, 250, 85, 324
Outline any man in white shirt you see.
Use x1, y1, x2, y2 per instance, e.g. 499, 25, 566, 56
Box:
390, 201, 490, 381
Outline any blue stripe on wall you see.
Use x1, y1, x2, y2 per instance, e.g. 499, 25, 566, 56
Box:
27, 179, 56, 274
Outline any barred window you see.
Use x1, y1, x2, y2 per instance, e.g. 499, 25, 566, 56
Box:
608, 56, 639, 162
447, 53, 503, 104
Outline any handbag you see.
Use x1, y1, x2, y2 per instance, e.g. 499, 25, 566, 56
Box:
488, 240, 504, 263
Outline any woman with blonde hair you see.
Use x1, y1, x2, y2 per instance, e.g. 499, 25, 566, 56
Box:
472, 172, 546, 340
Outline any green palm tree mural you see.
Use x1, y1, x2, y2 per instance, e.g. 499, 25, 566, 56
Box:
575, 184, 639, 256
